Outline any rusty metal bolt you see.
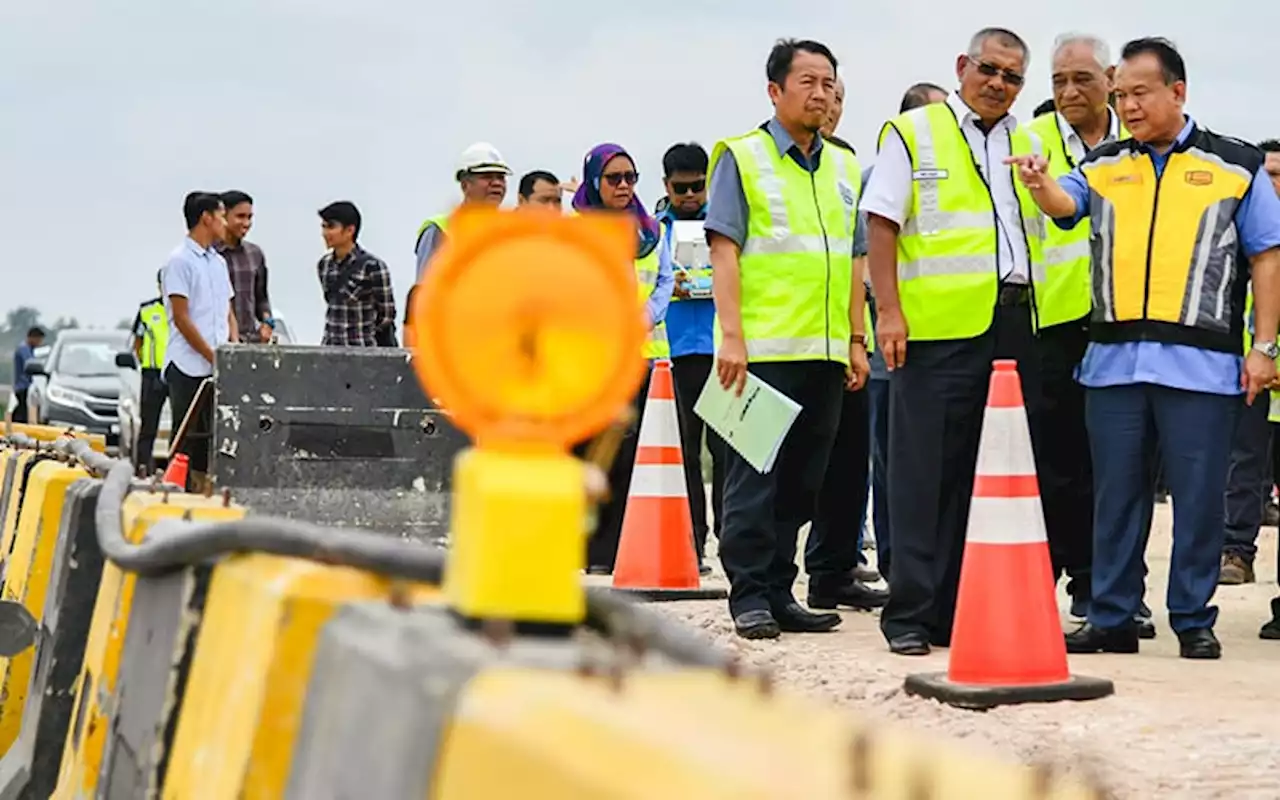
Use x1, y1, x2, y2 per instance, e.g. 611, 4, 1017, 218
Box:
575, 657, 595, 680
387, 581, 413, 610
755, 668, 774, 698
221, 487, 232, 508
848, 730, 872, 795
162, 487, 171, 503
480, 618, 515, 649
202, 478, 214, 498
182, 509, 194, 522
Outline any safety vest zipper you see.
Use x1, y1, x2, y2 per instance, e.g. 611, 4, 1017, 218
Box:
809, 165, 832, 361
1142, 157, 1165, 319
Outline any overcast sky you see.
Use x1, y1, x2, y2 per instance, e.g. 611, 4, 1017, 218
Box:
2, 1, 1277, 343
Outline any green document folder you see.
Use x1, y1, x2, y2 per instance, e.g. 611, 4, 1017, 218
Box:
693, 370, 803, 474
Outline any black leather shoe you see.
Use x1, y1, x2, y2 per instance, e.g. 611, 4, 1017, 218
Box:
888, 632, 930, 656
733, 610, 781, 640
1176, 627, 1221, 659
1064, 622, 1139, 654
1135, 614, 1156, 640
1260, 597, 1280, 640
773, 603, 841, 633
808, 580, 889, 611
698, 562, 713, 577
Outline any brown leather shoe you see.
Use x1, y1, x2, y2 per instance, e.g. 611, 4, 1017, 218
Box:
1219, 552, 1255, 585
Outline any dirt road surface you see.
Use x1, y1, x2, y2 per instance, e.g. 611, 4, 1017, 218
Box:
646, 503, 1280, 799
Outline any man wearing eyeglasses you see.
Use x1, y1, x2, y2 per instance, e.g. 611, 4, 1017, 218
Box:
862, 27, 1048, 656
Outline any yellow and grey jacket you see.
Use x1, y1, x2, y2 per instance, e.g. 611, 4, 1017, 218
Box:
1078, 125, 1261, 353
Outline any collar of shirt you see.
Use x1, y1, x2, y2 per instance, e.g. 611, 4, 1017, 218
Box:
658, 205, 707, 225
183, 236, 216, 259
1056, 107, 1122, 162
764, 116, 824, 171
1136, 115, 1196, 155
946, 91, 1018, 135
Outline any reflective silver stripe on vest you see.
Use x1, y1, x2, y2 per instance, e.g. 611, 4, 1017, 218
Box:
742, 135, 791, 237
746, 234, 853, 256
746, 337, 846, 359
900, 253, 998, 281
900, 210, 992, 237
638, 268, 659, 286
1043, 239, 1090, 267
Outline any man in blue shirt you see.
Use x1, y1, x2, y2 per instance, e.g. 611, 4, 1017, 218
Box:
10, 326, 45, 423
1009, 38, 1280, 659
657, 142, 724, 576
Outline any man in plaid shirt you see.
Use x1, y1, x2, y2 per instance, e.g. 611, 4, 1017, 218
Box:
316, 201, 398, 347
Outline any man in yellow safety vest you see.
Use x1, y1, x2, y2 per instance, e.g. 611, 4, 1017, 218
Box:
707, 38, 868, 640
863, 27, 1047, 656
405, 142, 512, 347
1023, 32, 1133, 630
130, 270, 170, 473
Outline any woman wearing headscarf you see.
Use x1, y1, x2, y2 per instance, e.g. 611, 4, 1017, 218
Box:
573, 143, 675, 574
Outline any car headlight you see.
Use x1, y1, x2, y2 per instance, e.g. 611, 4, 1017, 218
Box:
47, 385, 89, 406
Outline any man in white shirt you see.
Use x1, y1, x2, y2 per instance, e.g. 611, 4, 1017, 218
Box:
163, 191, 236, 492
861, 27, 1046, 656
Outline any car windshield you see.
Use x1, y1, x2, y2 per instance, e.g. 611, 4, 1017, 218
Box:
53, 340, 126, 377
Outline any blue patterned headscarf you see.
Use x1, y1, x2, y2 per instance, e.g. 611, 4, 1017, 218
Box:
571, 143, 660, 259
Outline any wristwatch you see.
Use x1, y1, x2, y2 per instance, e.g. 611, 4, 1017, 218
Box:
850, 333, 867, 347
1253, 340, 1279, 359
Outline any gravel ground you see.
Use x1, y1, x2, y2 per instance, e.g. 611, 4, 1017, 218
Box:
640, 502, 1280, 799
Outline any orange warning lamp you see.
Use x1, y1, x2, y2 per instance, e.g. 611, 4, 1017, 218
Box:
409, 206, 647, 625
410, 206, 647, 451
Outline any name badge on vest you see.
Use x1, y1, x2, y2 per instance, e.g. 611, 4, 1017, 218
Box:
837, 180, 857, 208
912, 168, 949, 181
671, 220, 712, 299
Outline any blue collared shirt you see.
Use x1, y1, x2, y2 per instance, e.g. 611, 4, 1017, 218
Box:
1055, 117, 1280, 395
12, 343, 34, 392
647, 235, 675, 334
163, 236, 234, 378
659, 206, 714, 357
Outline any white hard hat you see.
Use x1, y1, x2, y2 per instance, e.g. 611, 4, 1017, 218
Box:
455, 142, 512, 180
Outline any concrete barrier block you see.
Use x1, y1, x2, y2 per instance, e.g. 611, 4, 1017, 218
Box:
52, 493, 243, 800
285, 603, 584, 800
0, 462, 89, 767
160, 554, 439, 799
4, 426, 105, 453
0, 452, 45, 563
0, 452, 19, 533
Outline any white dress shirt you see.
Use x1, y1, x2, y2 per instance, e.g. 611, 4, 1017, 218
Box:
860, 92, 1030, 284
1056, 107, 1122, 166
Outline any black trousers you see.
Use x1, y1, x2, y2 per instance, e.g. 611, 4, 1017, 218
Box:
806, 384, 870, 590
585, 369, 652, 570
719, 361, 844, 617
164, 363, 213, 479
12, 387, 29, 424
881, 295, 1044, 644
136, 368, 168, 474
670, 354, 727, 560
1028, 318, 1093, 597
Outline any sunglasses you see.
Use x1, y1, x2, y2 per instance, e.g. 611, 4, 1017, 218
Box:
602, 171, 639, 187
973, 59, 1024, 87
670, 179, 706, 195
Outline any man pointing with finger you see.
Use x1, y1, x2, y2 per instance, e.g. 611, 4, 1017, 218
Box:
862, 27, 1047, 656
1008, 37, 1280, 659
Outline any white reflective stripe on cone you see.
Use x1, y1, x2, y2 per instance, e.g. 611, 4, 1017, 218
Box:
629, 463, 689, 499
637, 399, 681, 448
965, 496, 1048, 545
974, 407, 1037, 476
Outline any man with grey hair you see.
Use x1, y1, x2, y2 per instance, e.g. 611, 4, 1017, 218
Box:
862, 27, 1048, 656
1023, 32, 1128, 630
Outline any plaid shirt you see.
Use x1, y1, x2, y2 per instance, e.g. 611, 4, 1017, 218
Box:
217, 240, 271, 342
317, 246, 398, 347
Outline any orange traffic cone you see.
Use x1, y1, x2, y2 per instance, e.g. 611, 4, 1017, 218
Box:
162, 453, 190, 491
903, 360, 1113, 710
611, 360, 726, 601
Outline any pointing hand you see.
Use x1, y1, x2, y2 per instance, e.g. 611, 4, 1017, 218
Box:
1004, 154, 1050, 189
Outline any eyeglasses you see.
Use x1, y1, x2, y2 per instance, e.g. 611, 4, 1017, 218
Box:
602, 171, 639, 187
670, 179, 706, 195
972, 59, 1024, 87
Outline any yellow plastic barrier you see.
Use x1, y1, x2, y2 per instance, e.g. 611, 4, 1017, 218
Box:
52, 492, 244, 800
433, 669, 1100, 799
5, 425, 107, 452
0, 450, 40, 554
0, 461, 89, 754
161, 557, 439, 799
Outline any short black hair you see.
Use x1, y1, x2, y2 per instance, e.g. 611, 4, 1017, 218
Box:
662, 143, 709, 178
182, 192, 223, 231
318, 201, 362, 240
899, 82, 947, 113
1259, 139, 1280, 153
27, 327, 44, 339
221, 190, 253, 211
1033, 97, 1057, 117
1120, 37, 1186, 84
766, 38, 838, 86
518, 170, 559, 199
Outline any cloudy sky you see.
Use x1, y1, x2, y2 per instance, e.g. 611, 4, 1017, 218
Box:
2, 1, 1277, 343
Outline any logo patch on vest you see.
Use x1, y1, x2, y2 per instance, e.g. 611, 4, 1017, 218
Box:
837, 180, 856, 207
1109, 174, 1142, 185
1184, 170, 1214, 186
912, 169, 948, 181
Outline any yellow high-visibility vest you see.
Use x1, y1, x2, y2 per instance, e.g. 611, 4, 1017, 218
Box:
137, 299, 168, 369
708, 128, 862, 365
636, 248, 669, 360
883, 103, 1046, 341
